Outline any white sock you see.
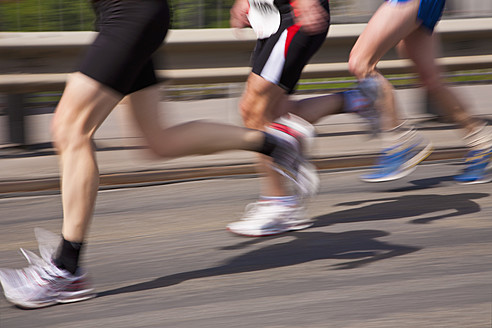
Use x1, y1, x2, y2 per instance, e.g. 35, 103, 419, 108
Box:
260, 195, 298, 206
464, 124, 492, 151
381, 122, 415, 149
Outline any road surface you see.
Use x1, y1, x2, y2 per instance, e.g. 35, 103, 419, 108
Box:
0, 161, 491, 328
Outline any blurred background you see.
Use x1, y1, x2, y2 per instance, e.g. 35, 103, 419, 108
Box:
1, 0, 492, 31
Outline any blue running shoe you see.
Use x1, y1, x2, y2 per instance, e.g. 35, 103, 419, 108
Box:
454, 148, 492, 184
361, 129, 433, 183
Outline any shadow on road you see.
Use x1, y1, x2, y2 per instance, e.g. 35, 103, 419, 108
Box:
98, 229, 419, 298
98, 192, 488, 299
389, 175, 458, 192
387, 170, 491, 192
313, 192, 488, 225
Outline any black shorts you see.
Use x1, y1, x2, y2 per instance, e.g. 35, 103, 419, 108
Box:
79, 0, 170, 95
251, 1, 330, 94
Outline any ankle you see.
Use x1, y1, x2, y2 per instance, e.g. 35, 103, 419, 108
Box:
54, 237, 83, 275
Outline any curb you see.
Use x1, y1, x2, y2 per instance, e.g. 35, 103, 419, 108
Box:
0, 148, 467, 195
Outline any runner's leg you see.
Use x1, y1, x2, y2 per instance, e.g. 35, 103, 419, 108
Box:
399, 30, 480, 133
52, 73, 122, 242
348, 0, 421, 130
125, 84, 268, 157
349, 0, 433, 182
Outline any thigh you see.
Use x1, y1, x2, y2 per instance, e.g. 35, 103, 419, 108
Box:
80, 0, 170, 95
400, 29, 442, 85
350, 0, 421, 70
240, 73, 288, 128
53, 73, 122, 139
125, 84, 163, 144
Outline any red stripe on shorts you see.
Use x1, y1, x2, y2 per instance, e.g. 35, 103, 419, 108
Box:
284, 24, 301, 57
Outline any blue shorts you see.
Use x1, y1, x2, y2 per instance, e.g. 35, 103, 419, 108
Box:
386, 0, 446, 32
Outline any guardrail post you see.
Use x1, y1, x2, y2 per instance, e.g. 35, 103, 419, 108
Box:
6, 94, 26, 145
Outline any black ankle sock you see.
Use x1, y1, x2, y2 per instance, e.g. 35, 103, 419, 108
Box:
54, 238, 83, 275
259, 132, 277, 156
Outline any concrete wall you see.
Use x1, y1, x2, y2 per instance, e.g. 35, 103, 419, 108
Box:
446, 0, 492, 17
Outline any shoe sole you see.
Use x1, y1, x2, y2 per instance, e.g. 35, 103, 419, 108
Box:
455, 173, 492, 185
7, 292, 96, 309
456, 178, 492, 185
227, 221, 313, 237
455, 163, 492, 185
361, 143, 433, 183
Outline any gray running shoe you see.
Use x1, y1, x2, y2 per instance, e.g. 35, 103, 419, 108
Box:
0, 228, 94, 309
267, 114, 320, 198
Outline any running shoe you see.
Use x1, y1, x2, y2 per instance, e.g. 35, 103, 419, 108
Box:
454, 148, 492, 184
0, 228, 94, 309
358, 76, 382, 103
227, 201, 312, 237
268, 114, 320, 198
343, 89, 380, 136
361, 128, 433, 182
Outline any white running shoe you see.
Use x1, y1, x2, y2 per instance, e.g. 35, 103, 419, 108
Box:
0, 228, 94, 309
227, 201, 312, 237
268, 114, 320, 198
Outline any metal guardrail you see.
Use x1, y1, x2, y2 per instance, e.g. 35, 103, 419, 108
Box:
1, 18, 492, 145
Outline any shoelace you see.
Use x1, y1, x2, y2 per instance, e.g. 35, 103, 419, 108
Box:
22, 263, 59, 288
242, 202, 290, 222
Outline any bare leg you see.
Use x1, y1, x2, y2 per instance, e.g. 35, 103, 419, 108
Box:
398, 30, 481, 134
239, 73, 291, 196
400, 28, 491, 184
349, 0, 421, 78
125, 84, 266, 158
286, 93, 344, 124
239, 73, 346, 196
348, 0, 422, 130
52, 75, 271, 243
51, 73, 122, 242
348, 0, 434, 182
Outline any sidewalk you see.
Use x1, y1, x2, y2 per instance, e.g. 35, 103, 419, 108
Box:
0, 84, 490, 193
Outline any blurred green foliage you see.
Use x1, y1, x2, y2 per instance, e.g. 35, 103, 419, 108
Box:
0, 0, 95, 31
0, 0, 235, 31
1, 0, 490, 32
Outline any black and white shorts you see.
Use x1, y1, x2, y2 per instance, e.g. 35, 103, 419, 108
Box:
251, 1, 330, 94
79, 0, 170, 95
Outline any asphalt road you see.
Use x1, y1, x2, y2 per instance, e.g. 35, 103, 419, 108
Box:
0, 161, 491, 328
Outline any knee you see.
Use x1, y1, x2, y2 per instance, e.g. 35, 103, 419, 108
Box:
51, 112, 92, 154
238, 91, 267, 129
348, 52, 369, 80
238, 97, 252, 124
